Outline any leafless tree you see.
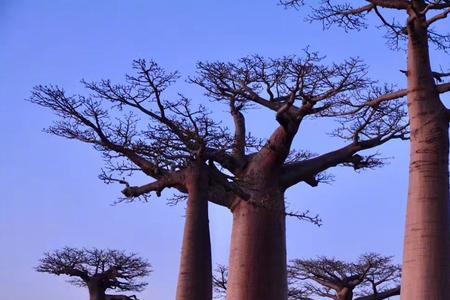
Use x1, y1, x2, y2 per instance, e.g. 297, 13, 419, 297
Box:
212, 253, 400, 300
190, 52, 408, 299
29, 59, 246, 300
289, 253, 401, 300
31, 52, 408, 300
280, 1, 450, 297
36, 247, 151, 300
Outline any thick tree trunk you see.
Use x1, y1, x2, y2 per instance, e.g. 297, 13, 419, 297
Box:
226, 156, 288, 299
226, 194, 287, 300
401, 12, 450, 300
175, 162, 212, 300
225, 124, 297, 300
88, 284, 106, 300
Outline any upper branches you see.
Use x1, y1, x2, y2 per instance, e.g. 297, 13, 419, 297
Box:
30, 55, 417, 200
284, 82, 408, 188
36, 247, 152, 292
281, 0, 450, 50
192, 52, 371, 124
191, 52, 410, 188
30, 59, 236, 204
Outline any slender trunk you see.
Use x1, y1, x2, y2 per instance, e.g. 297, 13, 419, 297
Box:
401, 10, 450, 299
88, 284, 106, 300
175, 161, 212, 300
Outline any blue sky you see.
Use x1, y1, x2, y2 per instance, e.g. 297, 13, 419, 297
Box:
1, 1, 447, 299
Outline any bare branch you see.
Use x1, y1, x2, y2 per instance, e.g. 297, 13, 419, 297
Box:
427, 7, 450, 26
121, 170, 186, 198
285, 210, 322, 226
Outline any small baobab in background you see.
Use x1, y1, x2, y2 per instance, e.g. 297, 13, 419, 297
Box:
213, 253, 401, 300
36, 247, 151, 300
289, 253, 401, 300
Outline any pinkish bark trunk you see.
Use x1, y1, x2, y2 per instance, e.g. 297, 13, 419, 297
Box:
226, 122, 297, 300
226, 155, 288, 300
226, 194, 287, 300
401, 8, 450, 299
175, 162, 212, 300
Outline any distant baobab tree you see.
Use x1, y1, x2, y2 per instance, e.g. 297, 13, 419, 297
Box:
31, 50, 408, 299
281, 0, 450, 297
36, 247, 151, 300
289, 253, 401, 300
213, 253, 401, 300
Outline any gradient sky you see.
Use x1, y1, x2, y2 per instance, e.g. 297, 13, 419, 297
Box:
1, 1, 448, 299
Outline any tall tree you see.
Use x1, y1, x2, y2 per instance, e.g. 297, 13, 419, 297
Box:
191, 52, 408, 300
280, 1, 450, 298
36, 247, 151, 300
29, 60, 244, 300
32, 54, 408, 300
213, 253, 401, 300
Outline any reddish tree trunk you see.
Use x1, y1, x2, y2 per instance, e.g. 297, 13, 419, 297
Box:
175, 162, 212, 300
225, 124, 297, 300
226, 155, 289, 299
401, 10, 450, 299
88, 283, 106, 300
226, 194, 287, 300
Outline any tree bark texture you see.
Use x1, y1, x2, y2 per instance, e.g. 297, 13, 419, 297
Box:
175, 162, 212, 300
226, 154, 290, 299
401, 9, 450, 300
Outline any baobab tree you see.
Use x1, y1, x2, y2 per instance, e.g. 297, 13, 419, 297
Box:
289, 253, 401, 300
29, 60, 246, 300
281, 1, 450, 298
191, 52, 408, 299
36, 247, 151, 300
213, 253, 400, 300
31, 53, 408, 300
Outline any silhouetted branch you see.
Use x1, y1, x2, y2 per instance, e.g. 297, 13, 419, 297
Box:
284, 0, 450, 50
285, 210, 322, 226
30, 60, 237, 206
